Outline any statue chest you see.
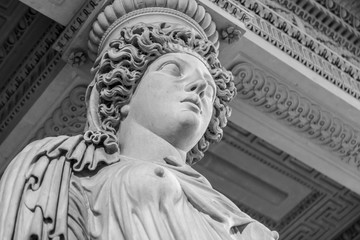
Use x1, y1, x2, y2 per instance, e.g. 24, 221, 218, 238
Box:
114, 160, 184, 206
75, 159, 193, 239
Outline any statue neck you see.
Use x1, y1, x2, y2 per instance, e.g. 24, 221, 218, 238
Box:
117, 120, 187, 164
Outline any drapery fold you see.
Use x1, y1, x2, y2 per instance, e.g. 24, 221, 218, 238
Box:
0, 132, 277, 240
0, 132, 119, 240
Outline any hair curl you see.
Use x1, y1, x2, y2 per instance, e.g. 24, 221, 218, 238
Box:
91, 23, 236, 165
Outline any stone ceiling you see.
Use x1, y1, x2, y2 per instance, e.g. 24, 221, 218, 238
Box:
197, 122, 360, 240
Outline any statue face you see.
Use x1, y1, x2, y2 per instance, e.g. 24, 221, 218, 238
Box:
124, 52, 216, 152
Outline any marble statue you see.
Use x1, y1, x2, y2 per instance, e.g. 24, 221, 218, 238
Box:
0, 1, 279, 239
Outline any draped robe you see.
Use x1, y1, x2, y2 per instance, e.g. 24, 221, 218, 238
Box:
0, 132, 278, 240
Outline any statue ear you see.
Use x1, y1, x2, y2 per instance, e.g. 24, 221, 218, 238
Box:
120, 104, 130, 119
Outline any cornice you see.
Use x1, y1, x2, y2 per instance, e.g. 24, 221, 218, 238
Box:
0, 7, 38, 67
49, 0, 360, 103
219, 123, 360, 239
53, 0, 102, 53
209, 0, 360, 99
231, 60, 360, 170
0, 22, 64, 143
274, 0, 360, 56
315, 0, 360, 40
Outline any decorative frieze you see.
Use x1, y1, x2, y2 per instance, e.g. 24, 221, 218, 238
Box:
315, 0, 360, 35
33, 85, 87, 140
0, 7, 38, 67
0, 22, 64, 143
231, 61, 360, 170
220, 123, 360, 240
209, 0, 360, 99
209, 0, 253, 23
246, 13, 360, 98
254, 0, 360, 67
53, 0, 102, 53
334, 217, 360, 240
273, 0, 360, 57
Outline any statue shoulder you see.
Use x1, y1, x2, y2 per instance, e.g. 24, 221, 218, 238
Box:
0, 134, 81, 240
0, 132, 120, 240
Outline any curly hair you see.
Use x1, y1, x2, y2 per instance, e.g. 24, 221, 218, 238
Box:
91, 23, 236, 165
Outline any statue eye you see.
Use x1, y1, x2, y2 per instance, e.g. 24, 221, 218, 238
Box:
159, 62, 181, 77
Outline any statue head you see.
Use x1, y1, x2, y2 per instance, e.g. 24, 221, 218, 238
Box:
86, 3, 236, 164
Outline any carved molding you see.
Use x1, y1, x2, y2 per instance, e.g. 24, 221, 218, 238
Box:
231, 60, 360, 170
217, 134, 323, 230
53, 0, 101, 53
273, 0, 360, 57
0, 22, 64, 143
315, 0, 360, 39
230, 196, 278, 228
334, 218, 360, 240
32, 85, 87, 141
0, 7, 38, 67
230, 185, 322, 231
221, 25, 245, 44
220, 123, 360, 239
209, 0, 360, 99
49, 0, 360, 102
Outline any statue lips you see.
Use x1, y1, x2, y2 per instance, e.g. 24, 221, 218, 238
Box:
180, 95, 202, 114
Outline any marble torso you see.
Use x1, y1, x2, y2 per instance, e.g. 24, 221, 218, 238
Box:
70, 157, 246, 240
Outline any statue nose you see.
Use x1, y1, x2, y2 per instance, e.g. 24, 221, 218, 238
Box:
185, 79, 207, 98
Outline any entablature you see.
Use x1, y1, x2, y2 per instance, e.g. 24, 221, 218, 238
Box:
199, 0, 360, 193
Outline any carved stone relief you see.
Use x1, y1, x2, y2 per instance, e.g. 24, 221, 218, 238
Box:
221, 26, 244, 44
264, 0, 360, 55
317, 0, 360, 33
231, 60, 360, 170
0, 7, 38, 67
32, 85, 87, 141
0, 6, 64, 144
204, 122, 360, 240
53, 0, 101, 53
210, 0, 360, 99
254, 0, 360, 67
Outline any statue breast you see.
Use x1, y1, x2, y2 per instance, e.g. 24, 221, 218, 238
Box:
75, 159, 197, 240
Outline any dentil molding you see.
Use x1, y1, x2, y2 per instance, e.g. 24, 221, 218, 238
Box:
273, 0, 360, 57
208, 0, 360, 99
